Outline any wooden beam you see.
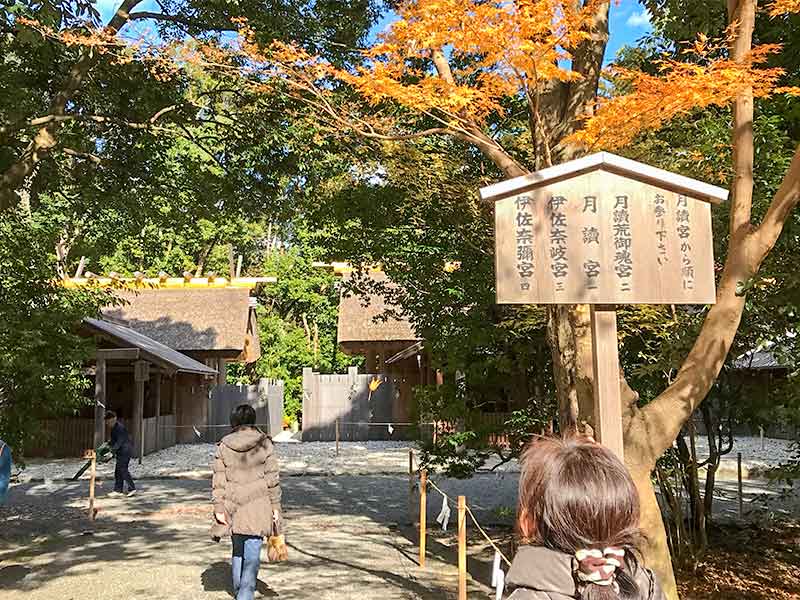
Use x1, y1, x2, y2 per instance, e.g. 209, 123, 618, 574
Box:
228, 244, 236, 280
133, 360, 148, 463
590, 305, 625, 460
97, 348, 140, 361
153, 372, 162, 451
94, 356, 106, 448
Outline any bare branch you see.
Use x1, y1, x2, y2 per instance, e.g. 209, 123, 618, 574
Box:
128, 11, 237, 31
61, 148, 102, 164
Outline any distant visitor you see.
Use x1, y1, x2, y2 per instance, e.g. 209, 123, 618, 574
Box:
105, 411, 137, 498
0, 439, 11, 505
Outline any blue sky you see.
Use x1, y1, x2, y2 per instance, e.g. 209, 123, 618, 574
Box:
606, 0, 653, 64
97, 0, 653, 63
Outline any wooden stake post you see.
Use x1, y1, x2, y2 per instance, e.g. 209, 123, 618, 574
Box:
85, 449, 97, 521
419, 469, 427, 567
457, 495, 467, 600
408, 449, 415, 526
482, 152, 727, 460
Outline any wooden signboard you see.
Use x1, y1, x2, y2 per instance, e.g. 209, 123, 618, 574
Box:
481, 152, 728, 459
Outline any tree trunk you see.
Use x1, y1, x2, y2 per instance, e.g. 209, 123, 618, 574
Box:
631, 463, 679, 598
548, 305, 595, 435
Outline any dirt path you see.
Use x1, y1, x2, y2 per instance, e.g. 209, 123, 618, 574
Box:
0, 477, 493, 600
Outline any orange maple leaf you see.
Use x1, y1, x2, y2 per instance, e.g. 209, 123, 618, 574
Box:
768, 0, 800, 15
572, 35, 800, 150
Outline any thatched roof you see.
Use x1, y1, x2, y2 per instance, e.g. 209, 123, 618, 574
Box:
337, 272, 420, 344
103, 288, 254, 353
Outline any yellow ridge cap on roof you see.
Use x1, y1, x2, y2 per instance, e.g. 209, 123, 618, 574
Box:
61, 276, 277, 289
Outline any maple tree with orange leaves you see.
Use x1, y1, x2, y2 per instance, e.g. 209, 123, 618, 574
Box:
573, 35, 800, 149
227, 4, 800, 597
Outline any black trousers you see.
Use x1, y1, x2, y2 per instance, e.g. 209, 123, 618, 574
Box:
114, 454, 136, 493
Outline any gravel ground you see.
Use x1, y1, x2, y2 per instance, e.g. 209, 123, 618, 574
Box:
17, 441, 418, 482
15, 436, 796, 483
692, 435, 796, 463
0, 476, 495, 600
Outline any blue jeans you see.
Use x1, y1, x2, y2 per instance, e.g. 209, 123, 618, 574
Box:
231, 534, 263, 600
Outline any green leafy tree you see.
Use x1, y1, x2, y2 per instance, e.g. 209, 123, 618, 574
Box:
0, 211, 116, 456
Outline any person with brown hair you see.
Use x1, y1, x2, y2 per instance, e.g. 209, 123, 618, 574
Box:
505, 437, 666, 600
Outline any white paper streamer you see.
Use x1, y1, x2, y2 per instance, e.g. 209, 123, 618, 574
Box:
492, 551, 505, 600
495, 568, 505, 600
388, 424, 394, 435
435, 495, 451, 531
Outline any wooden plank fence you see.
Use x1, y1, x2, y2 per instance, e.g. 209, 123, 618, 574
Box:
431, 412, 514, 447
28, 414, 178, 458
26, 418, 95, 457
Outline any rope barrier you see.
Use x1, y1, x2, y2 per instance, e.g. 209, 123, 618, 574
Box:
337, 421, 429, 426
465, 505, 512, 567
424, 475, 512, 567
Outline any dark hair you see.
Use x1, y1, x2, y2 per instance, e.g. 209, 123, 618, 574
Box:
517, 436, 642, 600
230, 404, 256, 428
104, 410, 117, 420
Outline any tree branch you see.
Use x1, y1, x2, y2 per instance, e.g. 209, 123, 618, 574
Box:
128, 11, 237, 31
0, 0, 145, 211
753, 143, 800, 257
634, 0, 761, 461
431, 49, 456, 85
61, 147, 102, 164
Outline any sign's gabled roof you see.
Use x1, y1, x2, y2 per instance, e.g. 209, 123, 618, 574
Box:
479, 152, 730, 204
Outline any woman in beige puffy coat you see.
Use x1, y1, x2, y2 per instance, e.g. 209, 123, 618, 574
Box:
212, 404, 281, 600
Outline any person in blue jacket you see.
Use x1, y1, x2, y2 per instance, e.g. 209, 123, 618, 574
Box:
105, 411, 137, 497
0, 439, 11, 505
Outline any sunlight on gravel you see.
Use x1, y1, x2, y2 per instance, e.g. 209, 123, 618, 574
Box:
16, 436, 794, 483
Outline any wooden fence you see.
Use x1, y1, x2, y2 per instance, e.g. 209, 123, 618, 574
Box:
208, 379, 284, 442
142, 414, 176, 455
28, 414, 177, 458
302, 367, 401, 442
430, 413, 514, 447
25, 418, 95, 457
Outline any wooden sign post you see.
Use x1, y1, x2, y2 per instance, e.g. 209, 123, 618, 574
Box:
481, 152, 728, 459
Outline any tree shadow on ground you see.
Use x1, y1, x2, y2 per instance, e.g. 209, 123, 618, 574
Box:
394, 524, 498, 590
287, 540, 446, 600
201, 561, 278, 598
0, 565, 32, 589
1, 475, 506, 597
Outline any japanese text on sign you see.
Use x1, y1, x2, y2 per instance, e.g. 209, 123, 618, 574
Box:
494, 170, 716, 305
515, 195, 534, 291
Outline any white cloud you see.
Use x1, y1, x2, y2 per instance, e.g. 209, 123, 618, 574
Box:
626, 10, 651, 28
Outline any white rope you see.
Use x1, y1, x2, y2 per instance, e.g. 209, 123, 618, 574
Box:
425, 476, 513, 567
